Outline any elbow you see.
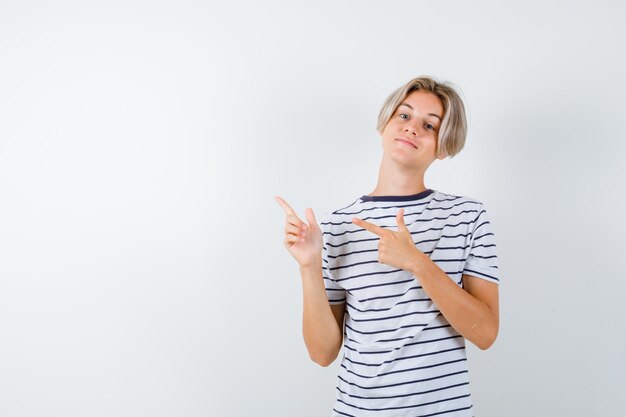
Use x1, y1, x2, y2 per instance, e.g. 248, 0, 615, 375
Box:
308, 344, 340, 367
476, 326, 499, 351
310, 351, 337, 367
303, 328, 343, 367
476, 338, 495, 351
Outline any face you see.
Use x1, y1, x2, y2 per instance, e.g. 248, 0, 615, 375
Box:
380, 90, 445, 169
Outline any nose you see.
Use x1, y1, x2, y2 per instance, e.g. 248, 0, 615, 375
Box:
403, 122, 422, 136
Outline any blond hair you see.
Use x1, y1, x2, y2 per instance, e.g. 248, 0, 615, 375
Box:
377, 75, 468, 159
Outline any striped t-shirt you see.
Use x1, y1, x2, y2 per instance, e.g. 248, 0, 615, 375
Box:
319, 188, 500, 417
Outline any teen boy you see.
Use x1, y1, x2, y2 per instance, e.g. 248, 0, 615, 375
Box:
276, 75, 500, 417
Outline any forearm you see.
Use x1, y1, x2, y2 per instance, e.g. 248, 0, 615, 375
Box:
409, 255, 498, 350
299, 261, 343, 366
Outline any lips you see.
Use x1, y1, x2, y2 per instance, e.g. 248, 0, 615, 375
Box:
396, 138, 417, 148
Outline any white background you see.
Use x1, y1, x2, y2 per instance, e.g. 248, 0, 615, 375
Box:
1, 1, 625, 416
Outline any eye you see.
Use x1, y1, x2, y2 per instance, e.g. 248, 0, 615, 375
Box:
425, 123, 435, 130
399, 113, 409, 119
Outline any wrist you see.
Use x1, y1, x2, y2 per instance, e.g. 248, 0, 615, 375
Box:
408, 250, 428, 277
299, 256, 322, 270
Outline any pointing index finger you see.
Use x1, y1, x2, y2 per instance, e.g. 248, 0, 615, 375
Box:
274, 196, 296, 216
352, 217, 385, 236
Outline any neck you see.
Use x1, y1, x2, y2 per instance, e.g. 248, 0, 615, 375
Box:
368, 155, 430, 197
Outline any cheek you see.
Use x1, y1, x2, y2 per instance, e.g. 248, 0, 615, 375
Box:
427, 135, 436, 145
380, 131, 394, 147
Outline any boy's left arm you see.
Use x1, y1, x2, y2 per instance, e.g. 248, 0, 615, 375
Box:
410, 256, 499, 350
352, 208, 500, 350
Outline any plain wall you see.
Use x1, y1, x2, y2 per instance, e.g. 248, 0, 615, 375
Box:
1, 1, 624, 416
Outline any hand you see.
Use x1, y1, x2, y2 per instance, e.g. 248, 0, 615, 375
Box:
275, 195, 323, 268
352, 208, 428, 274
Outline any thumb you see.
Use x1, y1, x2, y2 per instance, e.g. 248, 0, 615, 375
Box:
305, 208, 318, 230
396, 208, 409, 233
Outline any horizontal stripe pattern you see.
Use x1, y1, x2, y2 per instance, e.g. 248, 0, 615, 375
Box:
319, 189, 499, 416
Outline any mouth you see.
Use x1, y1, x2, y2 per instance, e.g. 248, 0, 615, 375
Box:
395, 138, 417, 149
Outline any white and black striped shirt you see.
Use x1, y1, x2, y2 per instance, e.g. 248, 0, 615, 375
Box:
320, 188, 500, 417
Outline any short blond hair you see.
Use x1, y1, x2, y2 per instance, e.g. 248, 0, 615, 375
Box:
377, 75, 468, 159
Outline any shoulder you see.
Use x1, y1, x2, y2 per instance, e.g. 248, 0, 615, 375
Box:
431, 189, 485, 211
318, 197, 362, 233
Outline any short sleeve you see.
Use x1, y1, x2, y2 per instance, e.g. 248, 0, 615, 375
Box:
462, 203, 500, 285
320, 216, 346, 305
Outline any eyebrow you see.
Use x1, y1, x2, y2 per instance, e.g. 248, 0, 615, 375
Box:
399, 103, 442, 121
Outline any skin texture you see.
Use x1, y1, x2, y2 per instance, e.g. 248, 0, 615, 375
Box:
275, 89, 499, 365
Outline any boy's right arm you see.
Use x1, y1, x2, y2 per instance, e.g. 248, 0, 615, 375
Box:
300, 262, 345, 367
274, 195, 345, 366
